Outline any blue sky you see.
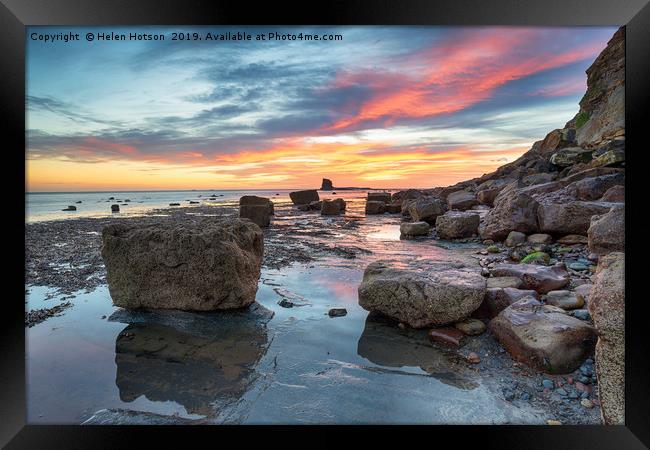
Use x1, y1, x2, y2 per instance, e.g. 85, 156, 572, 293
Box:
26, 26, 618, 190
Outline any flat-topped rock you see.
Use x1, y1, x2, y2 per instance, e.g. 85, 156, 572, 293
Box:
400, 221, 430, 238
447, 190, 478, 211
545, 290, 584, 310
358, 260, 486, 328
435, 211, 480, 239
367, 192, 391, 203
537, 201, 614, 235
239, 196, 273, 227
486, 276, 522, 289
490, 263, 570, 293
289, 189, 319, 205
321, 198, 346, 215
475, 287, 539, 319
101, 218, 264, 310
489, 298, 597, 374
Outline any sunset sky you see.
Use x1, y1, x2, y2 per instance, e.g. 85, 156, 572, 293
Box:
26, 26, 616, 191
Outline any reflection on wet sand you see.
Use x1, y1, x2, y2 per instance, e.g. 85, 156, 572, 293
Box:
357, 314, 478, 390
110, 303, 272, 418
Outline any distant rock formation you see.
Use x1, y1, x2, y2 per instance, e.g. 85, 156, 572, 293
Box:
321, 178, 333, 190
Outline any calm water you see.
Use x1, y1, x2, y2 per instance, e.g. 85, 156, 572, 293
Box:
26, 189, 379, 223
26, 200, 554, 424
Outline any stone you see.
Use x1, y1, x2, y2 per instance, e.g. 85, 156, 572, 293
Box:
538, 201, 614, 235
328, 308, 347, 317
111, 204, 120, 212
542, 379, 554, 390
321, 178, 334, 190
239, 195, 274, 215
407, 197, 446, 224
592, 148, 624, 167
434, 211, 480, 239
239, 204, 271, 228
489, 298, 597, 374
486, 245, 500, 254
588, 252, 624, 425
487, 277, 522, 289
505, 231, 527, 247
545, 290, 585, 310
289, 189, 319, 205
601, 185, 624, 202
556, 235, 588, 245
527, 234, 553, 245
523, 173, 556, 186
447, 190, 478, 211
358, 260, 486, 328
549, 147, 594, 167
475, 287, 538, 319
571, 309, 591, 320
588, 204, 624, 256
467, 352, 481, 364
476, 187, 501, 206
568, 262, 589, 271
101, 219, 264, 310
454, 318, 486, 335
367, 192, 391, 204
400, 221, 430, 237
428, 327, 466, 347
490, 263, 570, 294
321, 198, 346, 215
479, 181, 540, 241
308, 200, 323, 211
365, 201, 386, 215
62, 205, 77, 211
169, 203, 181, 206
581, 399, 594, 409
385, 203, 402, 214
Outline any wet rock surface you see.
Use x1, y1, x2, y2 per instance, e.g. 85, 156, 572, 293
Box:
358, 259, 486, 328
101, 218, 264, 310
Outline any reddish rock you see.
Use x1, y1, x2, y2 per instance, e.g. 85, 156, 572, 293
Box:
490, 263, 570, 294
365, 201, 386, 215
474, 288, 539, 319
588, 204, 624, 256
428, 327, 465, 348
601, 185, 624, 202
467, 352, 481, 364
489, 298, 596, 374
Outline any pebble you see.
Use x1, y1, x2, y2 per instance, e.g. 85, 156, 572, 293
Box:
503, 389, 515, 401
454, 318, 487, 336
546, 420, 562, 425
555, 388, 568, 396
568, 391, 579, 399
569, 262, 589, 271
467, 352, 481, 364
571, 309, 591, 320
487, 245, 500, 254
542, 379, 554, 390
520, 392, 531, 401
278, 299, 294, 308
581, 399, 594, 409
328, 308, 347, 317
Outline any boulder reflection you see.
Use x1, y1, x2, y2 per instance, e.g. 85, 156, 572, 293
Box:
357, 314, 478, 390
110, 304, 273, 417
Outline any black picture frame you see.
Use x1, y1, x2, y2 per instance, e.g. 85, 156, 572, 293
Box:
2, 0, 648, 447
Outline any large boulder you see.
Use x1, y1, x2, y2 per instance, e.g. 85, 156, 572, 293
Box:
289, 189, 319, 205
358, 261, 486, 328
239, 205, 271, 227
490, 263, 569, 294
489, 297, 596, 374
476, 188, 501, 206
601, 184, 624, 202
588, 252, 624, 425
549, 147, 594, 167
588, 204, 624, 255
435, 211, 480, 239
407, 197, 447, 225
367, 192, 391, 203
321, 178, 334, 190
447, 190, 478, 211
239, 195, 274, 214
101, 219, 264, 310
321, 198, 346, 215
365, 200, 386, 215
479, 181, 539, 241
537, 201, 614, 235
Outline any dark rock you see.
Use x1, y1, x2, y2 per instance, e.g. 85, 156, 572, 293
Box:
62, 206, 77, 211
407, 197, 447, 224
111, 204, 120, 213
328, 308, 347, 317
588, 204, 624, 256
367, 192, 391, 204
447, 190, 478, 211
289, 189, 319, 205
365, 200, 386, 215
321, 178, 334, 190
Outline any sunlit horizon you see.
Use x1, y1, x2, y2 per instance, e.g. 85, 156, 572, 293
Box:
26, 26, 617, 192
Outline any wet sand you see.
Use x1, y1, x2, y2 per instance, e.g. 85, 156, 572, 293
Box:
25, 195, 601, 424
